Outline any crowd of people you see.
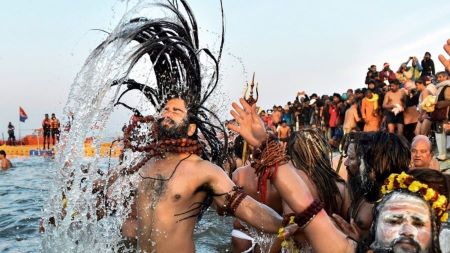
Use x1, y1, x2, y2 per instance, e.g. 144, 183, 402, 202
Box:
257, 52, 450, 164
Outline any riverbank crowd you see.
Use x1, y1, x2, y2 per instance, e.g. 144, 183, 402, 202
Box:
37, 1, 450, 252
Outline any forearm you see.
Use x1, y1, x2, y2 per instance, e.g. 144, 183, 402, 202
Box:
273, 164, 353, 253
303, 211, 355, 253
234, 196, 282, 233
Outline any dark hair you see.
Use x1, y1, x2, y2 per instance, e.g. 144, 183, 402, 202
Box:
362, 132, 410, 202
111, 0, 227, 166
288, 128, 345, 215
233, 135, 244, 159
0, 150, 5, 156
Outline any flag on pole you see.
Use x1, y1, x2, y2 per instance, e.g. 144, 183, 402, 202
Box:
19, 107, 28, 122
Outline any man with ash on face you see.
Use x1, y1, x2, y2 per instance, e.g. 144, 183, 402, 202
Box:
357, 172, 448, 253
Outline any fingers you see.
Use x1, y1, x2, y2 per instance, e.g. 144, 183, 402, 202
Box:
438, 54, 450, 72
444, 43, 450, 57
232, 101, 246, 117
227, 122, 240, 134
230, 110, 242, 122
332, 213, 351, 231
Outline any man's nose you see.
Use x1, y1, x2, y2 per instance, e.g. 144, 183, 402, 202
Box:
399, 223, 417, 238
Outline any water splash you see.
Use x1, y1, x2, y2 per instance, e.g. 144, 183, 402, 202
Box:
40, 1, 239, 252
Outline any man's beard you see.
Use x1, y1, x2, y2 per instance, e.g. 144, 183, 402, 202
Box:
361, 168, 381, 203
372, 237, 423, 253
157, 117, 190, 140
347, 172, 365, 203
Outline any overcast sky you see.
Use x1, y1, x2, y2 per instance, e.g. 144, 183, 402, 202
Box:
1, 0, 450, 138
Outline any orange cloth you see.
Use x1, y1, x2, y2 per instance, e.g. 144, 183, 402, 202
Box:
361, 97, 380, 132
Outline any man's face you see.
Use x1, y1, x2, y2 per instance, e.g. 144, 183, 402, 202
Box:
390, 84, 399, 92
344, 143, 359, 176
159, 98, 190, 139
271, 110, 282, 124
45, 114, 49, 119
411, 140, 432, 168
371, 66, 377, 72
374, 193, 432, 253
437, 74, 448, 83
333, 96, 340, 103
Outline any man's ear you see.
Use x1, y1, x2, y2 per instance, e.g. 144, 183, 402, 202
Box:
187, 123, 197, 137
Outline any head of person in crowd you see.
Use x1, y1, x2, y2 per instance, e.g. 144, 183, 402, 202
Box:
360, 132, 410, 202
271, 107, 282, 125
259, 110, 266, 117
332, 93, 341, 104
343, 132, 375, 202
346, 93, 355, 105
355, 88, 364, 100
364, 88, 374, 99
382, 83, 389, 93
0, 150, 7, 160
367, 79, 377, 90
280, 120, 287, 128
436, 71, 449, 83
347, 89, 354, 96
415, 78, 426, 92
45, 113, 49, 119
310, 93, 318, 99
288, 128, 346, 215
424, 52, 432, 61
398, 63, 408, 73
360, 171, 448, 253
51, 113, 56, 119
383, 62, 391, 71
389, 79, 401, 92
369, 64, 377, 73
410, 135, 433, 169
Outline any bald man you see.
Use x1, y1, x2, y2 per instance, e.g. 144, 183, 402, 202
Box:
410, 135, 440, 170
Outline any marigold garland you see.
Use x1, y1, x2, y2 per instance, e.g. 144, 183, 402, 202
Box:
380, 172, 448, 222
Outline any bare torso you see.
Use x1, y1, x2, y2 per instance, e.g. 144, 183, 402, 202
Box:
278, 126, 290, 139
133, 154, 213, 253
384, 90, 405, 108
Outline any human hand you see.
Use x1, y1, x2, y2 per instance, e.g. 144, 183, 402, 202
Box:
227, 98, 268, 147
438, 39, 450, 72
332, 214, 361, 241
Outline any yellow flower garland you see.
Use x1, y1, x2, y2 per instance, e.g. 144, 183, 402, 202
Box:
380, 172, 448, 222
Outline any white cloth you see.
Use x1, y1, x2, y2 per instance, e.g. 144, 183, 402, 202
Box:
231, 229, 256, 253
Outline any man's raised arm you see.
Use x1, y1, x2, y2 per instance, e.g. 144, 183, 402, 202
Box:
205, 163, 282, 234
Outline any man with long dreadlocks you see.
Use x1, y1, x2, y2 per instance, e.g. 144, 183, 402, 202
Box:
97, 1, 285, 252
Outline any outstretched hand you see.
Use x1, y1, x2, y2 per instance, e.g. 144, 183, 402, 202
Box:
438, 39, 450, 72
227, 98, 268, 147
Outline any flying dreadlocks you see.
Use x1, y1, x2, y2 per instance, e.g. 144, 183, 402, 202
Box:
111, 0, 227, 167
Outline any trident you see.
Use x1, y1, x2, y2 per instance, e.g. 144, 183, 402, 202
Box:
241, 72, 259, 164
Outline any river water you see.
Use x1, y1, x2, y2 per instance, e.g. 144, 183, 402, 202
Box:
0, 157, 233, 253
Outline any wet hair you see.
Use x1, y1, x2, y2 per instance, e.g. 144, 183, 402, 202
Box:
288, 128, 346, 215
0, 150, 6, 156
361, 132, 410, 202
233, 135, 244, 159
111, 0, 227, 166
358, 190, 441, 253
